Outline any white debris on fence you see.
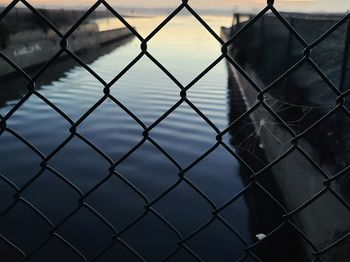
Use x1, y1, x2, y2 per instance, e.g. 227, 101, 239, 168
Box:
256, 233, 267, 241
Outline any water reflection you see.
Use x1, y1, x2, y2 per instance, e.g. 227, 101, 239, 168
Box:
0, 14, 253, 261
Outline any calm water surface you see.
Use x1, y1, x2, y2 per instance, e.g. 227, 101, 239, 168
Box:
0, 14, 253, 261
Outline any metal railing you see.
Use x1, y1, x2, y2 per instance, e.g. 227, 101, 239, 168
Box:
0, 0, 350, 261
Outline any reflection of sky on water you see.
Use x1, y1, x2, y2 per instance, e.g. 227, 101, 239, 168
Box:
93, 13, 233, 86
93, 14, 233, 36
0, 12, 255, 261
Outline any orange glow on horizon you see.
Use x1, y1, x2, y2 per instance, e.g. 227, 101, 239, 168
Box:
0, 0, 348, 13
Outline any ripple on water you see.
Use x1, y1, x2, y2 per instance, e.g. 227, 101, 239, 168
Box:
0, 15, 252, 259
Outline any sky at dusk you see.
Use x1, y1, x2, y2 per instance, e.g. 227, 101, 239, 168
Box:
0, 0, 349, 13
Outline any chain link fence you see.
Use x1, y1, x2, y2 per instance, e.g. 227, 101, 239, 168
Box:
0, 0, 350, 261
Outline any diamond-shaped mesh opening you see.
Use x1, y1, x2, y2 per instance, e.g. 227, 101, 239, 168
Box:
219, 181, 285, 244
293, 190, 350, 245
320, 233, 350, 262
187, 59, 229, 130
123, 16, 168, 38
21, 169, 80, 224
31, 36, 134, 91
86, 34, 138, 82
31, 63, 103, 120
48, 136, 111, 192
227, 13, 306, 87
224, 103, 294, 171
329, 174, 350, 211
299, 124, 339, 169
77, 98, 144, 160
55, 206, 115, 260
0, 235, 24, 262
187, 219, 247, 261
250, 222, 309, 262
84, 174, 146, 230
290, 15, 344, 44
149, 102, 218, 166
267, 150, 327, 210
0, 77, 29, 112
269, 62, 338, 107
38, 60, 106, 121
5, 94, 71, 154
164, 248, 204, 262
116, 140, 180, 199
0, 177, 17, 213
184, 146, 243, 206
0, 130, 42, 187
311, 21, 349, 89
152, 182, 213, 235
63, 8, 138, 82
110, 56, 180, 125
0, 201, 51, 254
26, 236, 84, 262
147, 8, 223, 86
119, 212, 179, 261
92, 239, 144, 262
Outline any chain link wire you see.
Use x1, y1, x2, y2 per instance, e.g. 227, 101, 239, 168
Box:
0, 0, 350, 261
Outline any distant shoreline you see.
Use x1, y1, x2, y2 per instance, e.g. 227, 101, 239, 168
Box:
0, 4, 348, 16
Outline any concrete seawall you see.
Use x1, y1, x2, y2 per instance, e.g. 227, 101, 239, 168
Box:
0, 23, 133, 77
0, 36, 133, 108
222, 13, 350, 261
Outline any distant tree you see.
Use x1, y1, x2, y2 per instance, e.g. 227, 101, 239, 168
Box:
55, 9, 72, 26
31, 9, 74, 30
31, 9, 51, 33
0, 22, 9, 49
